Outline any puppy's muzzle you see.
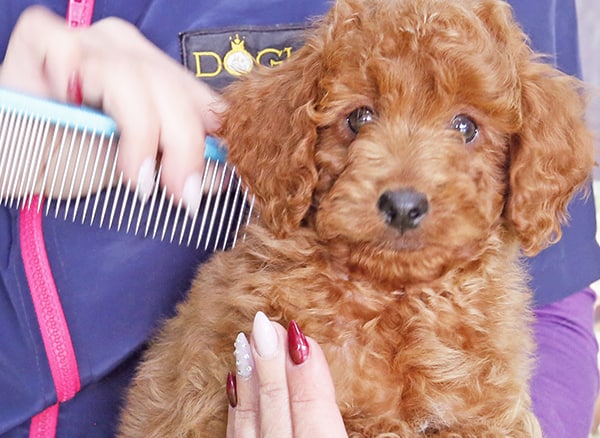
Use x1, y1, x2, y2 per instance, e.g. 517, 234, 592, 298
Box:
378, 189, 429, 234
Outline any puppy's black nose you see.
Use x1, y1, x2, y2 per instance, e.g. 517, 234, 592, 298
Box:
377, 189, 429, 233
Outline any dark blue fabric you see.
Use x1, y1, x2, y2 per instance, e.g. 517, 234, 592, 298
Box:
0, 0, 599, 436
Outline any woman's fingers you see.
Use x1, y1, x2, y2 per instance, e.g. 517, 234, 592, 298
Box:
286, 336, 347, 437
230, 332, 260, 438
251, 313, 294, 437
227, 313, 347, 438
0, 6, 226, 208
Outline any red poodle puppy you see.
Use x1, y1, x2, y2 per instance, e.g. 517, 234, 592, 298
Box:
119, 0, 595, 436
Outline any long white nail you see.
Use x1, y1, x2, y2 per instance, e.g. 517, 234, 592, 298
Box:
252, 311, 278, 359
137, 158, 156, 203
182, 172, 203, 215
234, 332, 254, 379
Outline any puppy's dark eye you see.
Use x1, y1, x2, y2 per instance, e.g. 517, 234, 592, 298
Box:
347, 107, 375, 134
451, 114, 478, 143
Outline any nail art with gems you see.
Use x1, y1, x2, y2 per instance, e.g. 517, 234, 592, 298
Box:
234, 332, 254, 378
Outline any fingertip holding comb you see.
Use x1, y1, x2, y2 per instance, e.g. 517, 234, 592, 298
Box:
0, 87, 255, 250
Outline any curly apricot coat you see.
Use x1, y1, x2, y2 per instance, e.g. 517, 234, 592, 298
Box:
119, 0, 595, 436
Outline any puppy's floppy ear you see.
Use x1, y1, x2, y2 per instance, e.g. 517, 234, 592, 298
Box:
505, 57, 595, 256
218, 39, 323, 238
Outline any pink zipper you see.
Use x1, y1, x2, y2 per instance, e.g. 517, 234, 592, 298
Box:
21, 197, 81, 438
66, 0, 95, 28
22, 3, 95, 436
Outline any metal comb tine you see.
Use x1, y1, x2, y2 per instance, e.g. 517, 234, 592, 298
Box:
195, 158, 220, 249
201, 161, 221, 249
8, 111, 31, 206
211, 164, 230, 251
0, 107, 12, 204
126, 182, 141, 234
240, 193, 256, 245
178, 208, 190, 246
63, 129, 88, 220
0, 108, 23, 203
0, 108, 19, 202
46, 125, 71, 216
107, 170, 124, 229
180, 162, 214, 246
105, 166, 123, 230
143, 164, 162, 238
222, 175, 243, 251
184, 200, 200, 247
22, 115, 47, 209
4, 108, 28, 207
8, 111, 33, 207
169, 199, 183, 243
231, 186, 249, 249
246, 194, 256, 225
192, 157, 216, 247
18, 114, 42, 208
56, 125, 83, 218
27, 117, 52, 209
0, 107, 13, 200
10, 112, 37, 207
177, 202, 192, 246
152, 185, 168, 240
6, 110, 28, 203
213, 164, 236, 252
37, 124, 60, 212
160, 193, 175, 241
83, 131, 109, 224
116, 177, 131, 232
204, 161, 229, 250
185, 158, 211, 247
72, 130, 96, 221
92, 133, 117, 227
185, 202, 201, 247
9, 111, 34, 207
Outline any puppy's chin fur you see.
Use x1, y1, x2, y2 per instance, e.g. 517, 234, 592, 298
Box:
118, 0, 594, 436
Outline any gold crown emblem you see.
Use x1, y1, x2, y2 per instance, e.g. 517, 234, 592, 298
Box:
229, 34, 246, 51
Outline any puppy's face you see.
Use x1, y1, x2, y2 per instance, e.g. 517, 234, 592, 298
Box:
312, 2, 519, 283
221, 0, 594, 285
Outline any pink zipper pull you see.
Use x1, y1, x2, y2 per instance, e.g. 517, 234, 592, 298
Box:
66, 0, 95, 28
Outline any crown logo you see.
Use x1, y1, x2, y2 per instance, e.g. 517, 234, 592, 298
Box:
223, 34, 255, 76
229, 34, 246, 51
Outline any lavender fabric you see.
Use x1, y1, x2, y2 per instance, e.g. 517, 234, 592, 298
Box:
532, 287, 599, 438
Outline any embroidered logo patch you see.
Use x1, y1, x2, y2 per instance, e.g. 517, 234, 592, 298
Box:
180, 25, 309, 89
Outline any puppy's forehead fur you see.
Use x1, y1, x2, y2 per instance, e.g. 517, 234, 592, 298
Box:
314, 0, 522, 127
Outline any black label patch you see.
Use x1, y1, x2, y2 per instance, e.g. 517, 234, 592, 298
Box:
180, 25, 309, 90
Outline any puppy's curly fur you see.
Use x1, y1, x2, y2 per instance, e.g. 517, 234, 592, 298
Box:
119, 0, 595, 436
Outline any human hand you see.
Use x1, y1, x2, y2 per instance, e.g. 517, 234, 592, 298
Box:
0, 6, 225, 211
226, 312, 347, 438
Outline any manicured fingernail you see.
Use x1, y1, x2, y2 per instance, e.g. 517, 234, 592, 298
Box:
182, 172, 203, 215
252, 311, 278, 359
67, 71, 83, 105
234, 332, 254, 378
137, 157, 156, 203
226, 372, 237, 408
288, 320, 310, 365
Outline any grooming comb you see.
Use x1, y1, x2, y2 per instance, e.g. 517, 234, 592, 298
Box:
0, 87, 255, 250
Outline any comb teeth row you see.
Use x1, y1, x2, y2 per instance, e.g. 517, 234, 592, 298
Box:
0, 88, 254, 250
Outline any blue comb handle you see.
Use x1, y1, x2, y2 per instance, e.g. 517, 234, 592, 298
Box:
0, 87, 227, 163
